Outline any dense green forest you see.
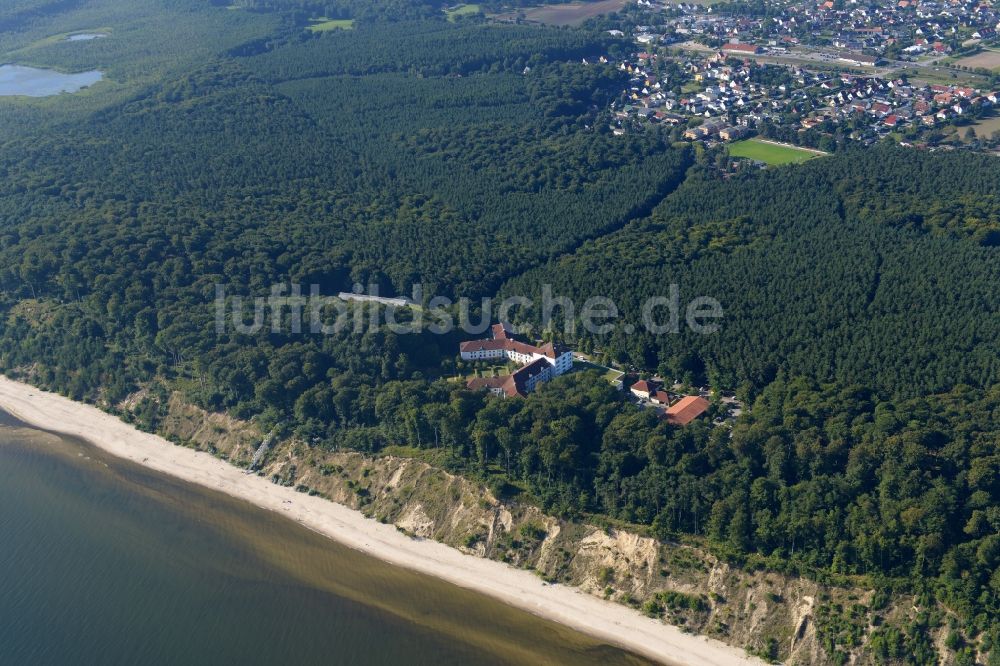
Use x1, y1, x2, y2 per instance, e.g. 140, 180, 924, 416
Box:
0, 19, 687, 299
503, 149, 1000, 397
0, 0, 998, 661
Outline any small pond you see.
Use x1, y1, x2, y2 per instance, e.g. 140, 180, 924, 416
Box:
66, 33, 108, 42
0, 65, 103, 97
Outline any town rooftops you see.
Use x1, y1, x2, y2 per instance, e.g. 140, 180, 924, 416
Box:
664, 396, 711, 426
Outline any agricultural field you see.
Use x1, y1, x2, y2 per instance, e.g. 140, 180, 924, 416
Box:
728, 138, 827, 165
444, 4, 481, 21
307, 18, 355, 32
972, 113, 1000, 139
953, 48, 1000, 71
494, 0, 627, 27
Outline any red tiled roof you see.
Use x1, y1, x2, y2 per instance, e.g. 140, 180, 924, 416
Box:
460, 337, 564, 360
460, 339, 509, 353
630, 379, 659, 394
664, 396, 711, 426
467, 376, 508, 391
721, 43, 760, 53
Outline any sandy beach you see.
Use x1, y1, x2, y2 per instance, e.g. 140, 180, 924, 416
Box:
0, 375, 760, 666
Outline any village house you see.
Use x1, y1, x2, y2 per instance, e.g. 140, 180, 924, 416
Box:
629, 379, 659, 400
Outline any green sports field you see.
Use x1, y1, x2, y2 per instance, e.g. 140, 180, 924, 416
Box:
728, 138, 826, 165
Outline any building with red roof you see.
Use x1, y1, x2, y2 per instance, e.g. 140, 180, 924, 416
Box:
664, 396, 711, 426
462, 326, 573, 398
652, 390, 673, 405
721, 43, 761, 55
630, 379, 660, 400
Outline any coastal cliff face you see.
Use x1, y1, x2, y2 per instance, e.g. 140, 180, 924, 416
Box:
148, 392, 970, 666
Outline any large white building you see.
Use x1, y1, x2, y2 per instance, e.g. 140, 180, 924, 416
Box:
461, 324, 573, 397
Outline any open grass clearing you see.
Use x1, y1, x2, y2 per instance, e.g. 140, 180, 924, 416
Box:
573, 360, 625, 384
972, 114, 1000, 139
445, 4, 481, 21
307, 18, 355, 32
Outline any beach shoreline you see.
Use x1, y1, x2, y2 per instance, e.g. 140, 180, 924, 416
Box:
0, 375, 759, 666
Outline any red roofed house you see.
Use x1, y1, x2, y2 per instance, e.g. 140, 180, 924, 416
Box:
651, 390, 673, 406
870, 102, 892, 116
664, 396, 711, 426
630, 379, 661, 400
